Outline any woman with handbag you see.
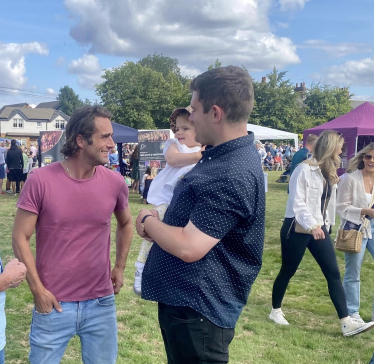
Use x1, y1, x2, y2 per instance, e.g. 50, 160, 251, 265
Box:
269, 130, 374, 336
336, 143, 374, 324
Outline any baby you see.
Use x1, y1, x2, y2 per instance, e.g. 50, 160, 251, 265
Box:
134, 107, 203, 295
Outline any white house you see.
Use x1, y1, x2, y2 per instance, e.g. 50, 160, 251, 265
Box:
0, 102, 70, 147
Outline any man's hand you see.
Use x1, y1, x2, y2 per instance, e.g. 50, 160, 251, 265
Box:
4, 258, 27, 288
34, 288, 62, 313
136, 209, 155, 241
111, 266, 124, 294
311, 227, 325, 240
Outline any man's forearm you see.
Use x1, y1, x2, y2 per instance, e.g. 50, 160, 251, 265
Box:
115, 222, 133, 269
144, 218, 191, 261
12, 238, 44, 294
0, 272, 12, 292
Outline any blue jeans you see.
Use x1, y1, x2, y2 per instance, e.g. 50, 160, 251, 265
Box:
0, 349, 4, 364
29, 294, 117, 364
343, 222, 374, 316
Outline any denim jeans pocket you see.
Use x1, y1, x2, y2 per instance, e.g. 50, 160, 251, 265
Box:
34, 308, 55, 316
96, 294, 115, 307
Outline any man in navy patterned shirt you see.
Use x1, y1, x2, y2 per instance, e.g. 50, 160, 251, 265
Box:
136, 66, 265, 363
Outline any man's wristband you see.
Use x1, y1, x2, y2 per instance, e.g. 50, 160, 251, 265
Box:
141, 214, 153, 232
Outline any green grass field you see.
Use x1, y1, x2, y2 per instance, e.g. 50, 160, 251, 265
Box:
1, 172, 374, 363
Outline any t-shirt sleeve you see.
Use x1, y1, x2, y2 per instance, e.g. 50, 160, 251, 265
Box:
190, 178, 255, 240
16, 170, 42, 215
114, 174, 129, 212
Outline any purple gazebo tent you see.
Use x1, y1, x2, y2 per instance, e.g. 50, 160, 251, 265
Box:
303, 102, 374, 173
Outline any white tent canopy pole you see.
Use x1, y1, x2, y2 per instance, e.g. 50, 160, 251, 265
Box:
247, 123, 298, 148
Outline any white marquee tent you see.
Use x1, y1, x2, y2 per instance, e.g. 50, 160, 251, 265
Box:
247, 123, 298, 147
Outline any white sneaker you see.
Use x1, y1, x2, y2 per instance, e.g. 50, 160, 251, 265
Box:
341, 316, 374, 336
350, 313, 365, 324
269, 308, 289, 325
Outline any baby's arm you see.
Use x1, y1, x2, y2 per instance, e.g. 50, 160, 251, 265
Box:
165, 144, 203, 168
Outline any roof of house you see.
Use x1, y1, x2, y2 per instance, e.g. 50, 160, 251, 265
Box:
0, 107, 70, 122
0, 103, 29, 114
0, 107, 55, 120
350, 100, 374, 109
35, 101, 61, 110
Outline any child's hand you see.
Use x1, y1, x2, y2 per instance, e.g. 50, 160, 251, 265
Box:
197, 145, 206, 159
151, 209, 160, 220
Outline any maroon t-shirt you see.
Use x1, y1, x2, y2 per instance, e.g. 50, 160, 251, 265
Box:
17, 163, 128, 301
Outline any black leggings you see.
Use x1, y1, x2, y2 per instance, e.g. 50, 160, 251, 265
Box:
272, 218, 348, 319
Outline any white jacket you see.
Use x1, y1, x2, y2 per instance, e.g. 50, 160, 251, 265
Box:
336, 169, 372, 239
285, 161, 337, 230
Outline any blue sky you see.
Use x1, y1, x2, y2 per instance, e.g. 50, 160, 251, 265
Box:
1, 0, 373, 108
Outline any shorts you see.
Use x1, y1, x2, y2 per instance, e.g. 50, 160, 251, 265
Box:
21, 173, 28, 182
0, 164, 4, 179
8, 169, 23, 182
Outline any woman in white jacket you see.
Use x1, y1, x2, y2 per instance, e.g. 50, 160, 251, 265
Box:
269, 130, 374, 336
336, 143, 374, 324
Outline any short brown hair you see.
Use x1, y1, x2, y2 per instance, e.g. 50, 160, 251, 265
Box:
61, 105, 112, 158
189, 66, 254, 123
306, 134, 318, 145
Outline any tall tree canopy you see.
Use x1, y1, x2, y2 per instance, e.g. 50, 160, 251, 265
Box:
96, 54, 191, 129
57, 86, 84, 116
94, 55, 352, 133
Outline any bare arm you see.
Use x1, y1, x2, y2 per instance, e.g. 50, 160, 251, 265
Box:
136, 210, 219, 263
111, 206, 133, 294
165, 143, 202, 168
12, 208, 62, 312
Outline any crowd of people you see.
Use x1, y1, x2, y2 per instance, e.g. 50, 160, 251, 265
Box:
255, 140, 298, 171
0, 141, 37, 196
1, 66, 374, 364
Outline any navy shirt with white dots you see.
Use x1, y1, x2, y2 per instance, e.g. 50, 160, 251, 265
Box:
142, 133, 265, 329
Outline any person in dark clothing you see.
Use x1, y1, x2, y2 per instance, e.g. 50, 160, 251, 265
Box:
289, 134, 318, 176
5, 140, 24, 195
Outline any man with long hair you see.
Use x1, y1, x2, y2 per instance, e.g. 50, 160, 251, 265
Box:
12, 105, 133, 364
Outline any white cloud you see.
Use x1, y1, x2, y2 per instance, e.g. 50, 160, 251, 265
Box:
324, 56, 374, 86
279, 0, 310, 11
64, 0, 301, 72
0, 42, 48, 89
302, 40, 372, 58
179, 65, 201, 77
55, 56, 66, 67
276, 22, 289, 29
46, 88, 56, 94
68, 54, 103, 89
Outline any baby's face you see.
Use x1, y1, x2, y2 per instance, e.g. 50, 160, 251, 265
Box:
174, 117, 199, 148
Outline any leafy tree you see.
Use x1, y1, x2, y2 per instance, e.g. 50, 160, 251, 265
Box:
96, 61, 191, 130
304, 83, 352, 124
250, 68, 312, 134
208, 59, 222, 70
57, 86, 84, 116
140, 53, 181, 79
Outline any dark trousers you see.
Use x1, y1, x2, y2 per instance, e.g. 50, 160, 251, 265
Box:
158, 303, 235, 364
272, 218, 348, 319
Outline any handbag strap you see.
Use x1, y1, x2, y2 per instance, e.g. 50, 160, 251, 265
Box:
322, 181, 329, 218
363, 184, 374, 231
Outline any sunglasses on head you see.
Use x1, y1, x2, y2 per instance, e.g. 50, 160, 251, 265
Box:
363, 154, 374, 161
